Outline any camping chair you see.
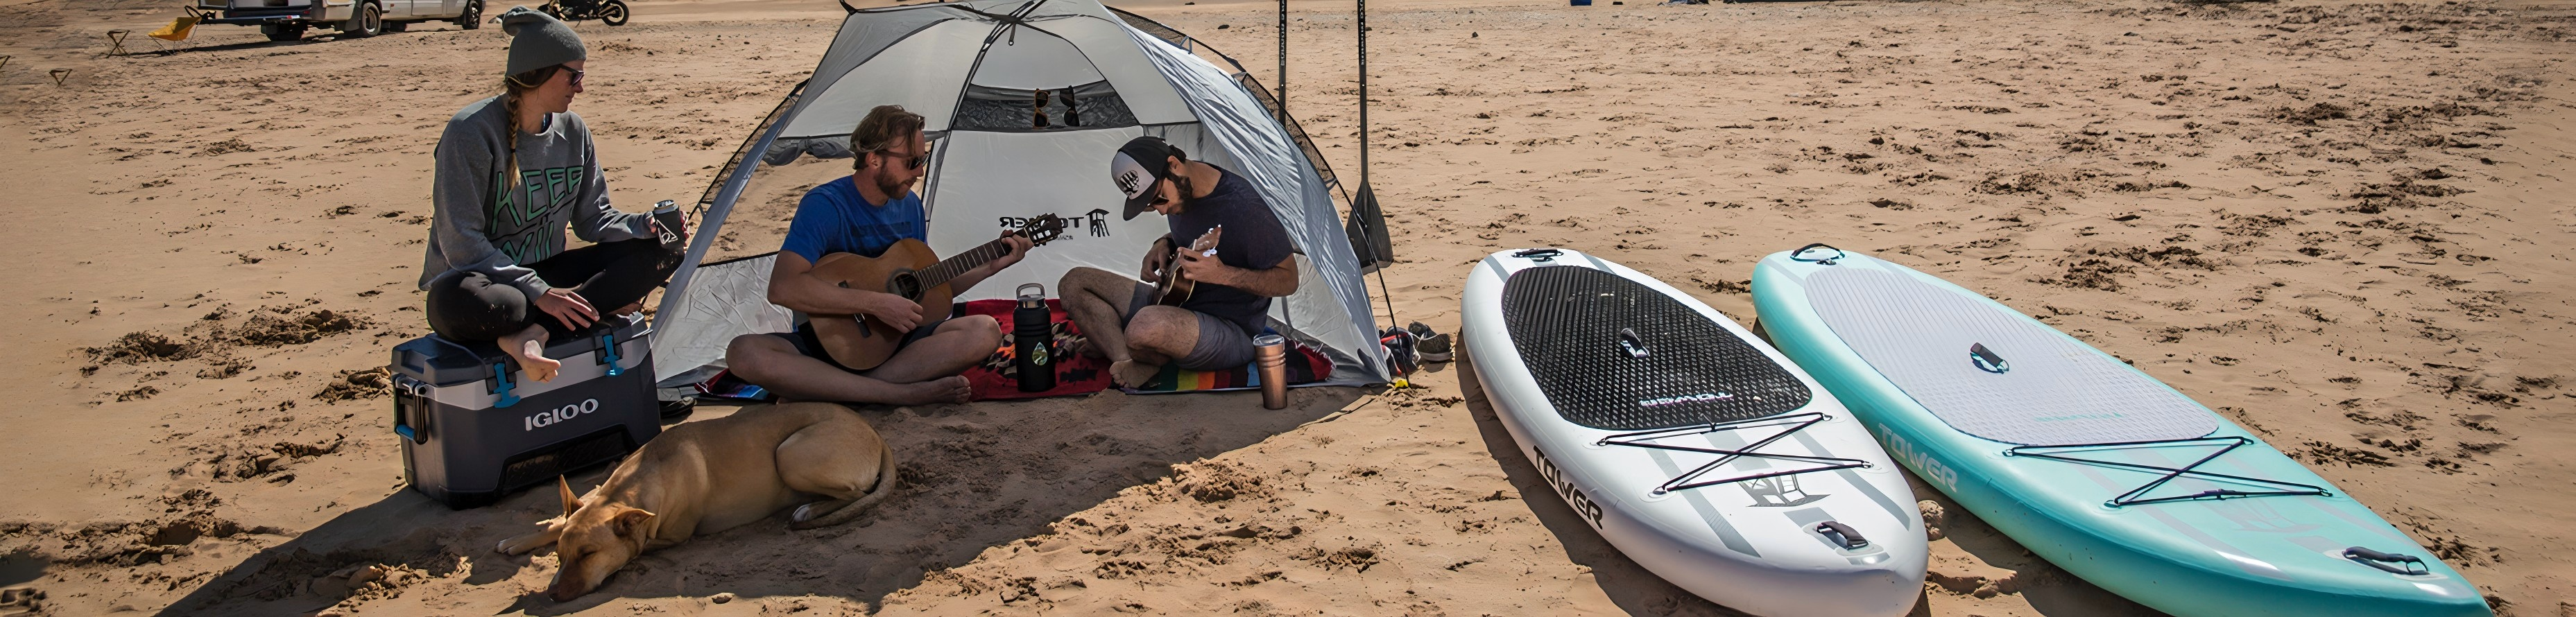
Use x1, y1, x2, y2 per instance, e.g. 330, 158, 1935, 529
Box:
150, 9, 203, 43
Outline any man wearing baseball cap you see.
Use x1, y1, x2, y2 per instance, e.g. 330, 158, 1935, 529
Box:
1059, 136, 1299, 389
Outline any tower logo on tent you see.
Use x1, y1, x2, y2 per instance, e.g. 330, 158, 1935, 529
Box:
999, 209, 1113, 238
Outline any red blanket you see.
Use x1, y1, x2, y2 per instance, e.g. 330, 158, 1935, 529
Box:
959, 299, 1330, 401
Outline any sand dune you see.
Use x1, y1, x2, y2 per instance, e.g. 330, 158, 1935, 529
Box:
1, 0, 2572, 614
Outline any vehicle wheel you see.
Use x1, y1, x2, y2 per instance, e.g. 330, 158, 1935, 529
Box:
454, 0, 481, 29
259, 23, 307, 42
599, 0, 628, 26
342, 2, 381, 37
382, 19, 407, 33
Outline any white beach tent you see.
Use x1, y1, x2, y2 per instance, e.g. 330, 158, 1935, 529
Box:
650, 0, 1389, 387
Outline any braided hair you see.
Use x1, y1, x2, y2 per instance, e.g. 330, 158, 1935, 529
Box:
497, 65, 562, 202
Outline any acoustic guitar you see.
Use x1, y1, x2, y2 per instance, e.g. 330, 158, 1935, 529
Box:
808, 214, 1068, 370
1151, 226, 1221, 306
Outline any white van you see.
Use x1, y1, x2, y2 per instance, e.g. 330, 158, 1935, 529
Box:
193, 0, 483, 42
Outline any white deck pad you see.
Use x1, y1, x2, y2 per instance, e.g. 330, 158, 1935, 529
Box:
1803, 267, 2215, 446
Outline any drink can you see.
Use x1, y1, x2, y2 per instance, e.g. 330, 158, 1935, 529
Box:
651, 200, 687, 252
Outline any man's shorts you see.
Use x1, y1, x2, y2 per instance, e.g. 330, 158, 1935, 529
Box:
771, 315, 947, 373
1125, 283, 1257, 371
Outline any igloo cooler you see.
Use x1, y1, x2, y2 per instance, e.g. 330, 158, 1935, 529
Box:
388, 315, 661, 509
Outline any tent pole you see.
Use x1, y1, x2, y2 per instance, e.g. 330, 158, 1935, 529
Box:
1278, 0, 1287, 116
1355, 0, 1400, 343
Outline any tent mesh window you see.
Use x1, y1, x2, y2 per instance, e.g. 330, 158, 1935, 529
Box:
700, 83, 805, 209
952, 82, 1137, 131
1501, 266, 1811, 430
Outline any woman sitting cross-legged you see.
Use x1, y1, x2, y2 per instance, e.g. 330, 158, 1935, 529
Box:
419, 8, 682, 382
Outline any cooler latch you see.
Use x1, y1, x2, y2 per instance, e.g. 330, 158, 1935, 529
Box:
490, 362, 522, 408
596, 330, 624, 377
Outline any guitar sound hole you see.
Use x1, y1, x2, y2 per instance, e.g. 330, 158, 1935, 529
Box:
888, 271, 922, 300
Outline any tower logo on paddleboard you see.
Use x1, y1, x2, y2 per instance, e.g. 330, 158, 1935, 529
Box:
1968, 342, 2010, 374
1639, 392, 1733, 408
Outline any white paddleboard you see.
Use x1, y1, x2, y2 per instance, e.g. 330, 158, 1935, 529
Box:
1462, 248, 1927, 617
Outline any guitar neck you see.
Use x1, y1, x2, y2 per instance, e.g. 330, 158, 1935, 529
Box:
916, 238, 1015, 290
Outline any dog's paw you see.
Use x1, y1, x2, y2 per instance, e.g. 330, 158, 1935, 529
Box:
791, 503, 821, 523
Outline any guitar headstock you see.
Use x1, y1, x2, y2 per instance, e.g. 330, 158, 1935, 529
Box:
1017, 213, 1070, 247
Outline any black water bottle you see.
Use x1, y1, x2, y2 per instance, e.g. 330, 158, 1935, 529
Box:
1013, 284, 1055, 392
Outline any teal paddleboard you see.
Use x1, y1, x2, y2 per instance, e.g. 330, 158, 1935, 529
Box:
1751, 244, 2489, 617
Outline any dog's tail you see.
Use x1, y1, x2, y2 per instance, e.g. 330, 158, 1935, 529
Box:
789, 443, 900, 530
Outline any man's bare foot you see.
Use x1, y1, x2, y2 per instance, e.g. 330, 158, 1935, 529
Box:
1110, 359, 1161, 389
886, 376, 974, 406
502, 324, 561, 383
1072, 338, 1107, 360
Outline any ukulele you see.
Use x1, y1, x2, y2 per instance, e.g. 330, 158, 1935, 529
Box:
1151, 226, 1221, 306
808, 214, 1068, 370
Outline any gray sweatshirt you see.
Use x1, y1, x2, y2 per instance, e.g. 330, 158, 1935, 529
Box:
420, 95, 651, 297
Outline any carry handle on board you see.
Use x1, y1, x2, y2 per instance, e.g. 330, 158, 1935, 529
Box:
1617, 327, 1649, 358
1815, 521, 1870, 549
1511, 247, 1563, 261
2343, 547, 2429, 575
1790, 243, 1846, 265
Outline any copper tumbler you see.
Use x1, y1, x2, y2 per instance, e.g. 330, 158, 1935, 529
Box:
1253, 334, 1287, 410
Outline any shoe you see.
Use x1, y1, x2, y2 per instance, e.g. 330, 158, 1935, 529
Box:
1407, 322, 1452, 363
1380, 327, 1418, 377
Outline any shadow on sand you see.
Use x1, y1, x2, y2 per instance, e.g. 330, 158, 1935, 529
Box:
155, 386, 1359, 615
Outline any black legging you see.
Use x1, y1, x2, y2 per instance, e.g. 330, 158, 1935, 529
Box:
426, 239, 678, 342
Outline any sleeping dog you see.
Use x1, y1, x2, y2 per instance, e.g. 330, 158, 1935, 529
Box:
496, 402, 898, 601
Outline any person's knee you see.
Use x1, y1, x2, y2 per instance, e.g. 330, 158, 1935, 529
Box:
425, 270, 527, 341
725, 334, 789, 379
1126, 307, 1195, 354
1058, 267, 1111, 294
949, 315, 1002, 349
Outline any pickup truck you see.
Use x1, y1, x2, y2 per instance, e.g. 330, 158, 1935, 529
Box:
193, 0, 484, 42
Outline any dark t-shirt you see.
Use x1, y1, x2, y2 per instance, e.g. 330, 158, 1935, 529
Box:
778, 176, 927, 263
1167, 166, 1294, 334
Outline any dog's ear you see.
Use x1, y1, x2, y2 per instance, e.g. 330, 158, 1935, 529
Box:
611, 507, 657, 538
557, 476, 581, 518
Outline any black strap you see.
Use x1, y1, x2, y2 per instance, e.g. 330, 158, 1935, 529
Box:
2005, 437, 2330, 507
1595, 412, 1872, 495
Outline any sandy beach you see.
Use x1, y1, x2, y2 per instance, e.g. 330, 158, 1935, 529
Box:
2, 0, 2573, 614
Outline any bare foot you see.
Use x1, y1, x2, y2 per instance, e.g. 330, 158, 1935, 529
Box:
888, 376, 974, 406
611, 302, 643, 317
502, 324, 561, 383
1110, 359, 1161, 389
1072, 338, 1107, 360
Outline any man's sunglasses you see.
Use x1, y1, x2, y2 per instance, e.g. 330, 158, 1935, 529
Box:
875, 148, 931, 171
1148, 175, 1185, 207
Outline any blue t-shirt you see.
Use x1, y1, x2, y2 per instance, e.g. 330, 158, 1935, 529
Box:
779, 176, 927, 263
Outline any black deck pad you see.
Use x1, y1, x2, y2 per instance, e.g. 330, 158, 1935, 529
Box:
1501, 266, 1812, 431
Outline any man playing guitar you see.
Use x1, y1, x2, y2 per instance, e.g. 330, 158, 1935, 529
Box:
1058, 137, 1299, 389
723, 105, 1033, 405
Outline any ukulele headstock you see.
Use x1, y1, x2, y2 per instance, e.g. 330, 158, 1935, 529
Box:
1017, 213, 1070, 247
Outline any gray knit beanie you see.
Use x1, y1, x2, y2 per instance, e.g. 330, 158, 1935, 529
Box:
499, 7, 585, 77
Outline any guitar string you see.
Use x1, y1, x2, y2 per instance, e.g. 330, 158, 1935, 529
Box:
913, 218, 1059, 290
